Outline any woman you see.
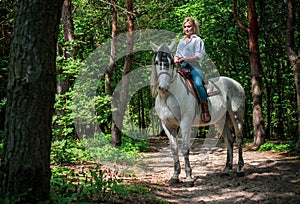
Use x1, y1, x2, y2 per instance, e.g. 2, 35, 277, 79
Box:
174, 17, 211, 123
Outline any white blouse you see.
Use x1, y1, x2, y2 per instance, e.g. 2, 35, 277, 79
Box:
175, 34, 206, 69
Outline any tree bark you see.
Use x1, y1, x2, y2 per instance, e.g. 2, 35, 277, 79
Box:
57, 0, 74, 94
109, 0, 122, 146
106, 0, 117, 95
233, 0, 265, 146
0, 0, 63, 201
62, 0, 74, 59
286, 0, 300, 148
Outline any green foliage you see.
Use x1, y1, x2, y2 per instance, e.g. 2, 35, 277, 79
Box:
52, 57, 84, 140
259, 141, 297, 152
52, 92, 75, 140
56, 56, 83, 78
70, 0, 113, 59
52, 0, 299, 143
94, 93, 112, 133
135, 0, 189, 31
49, 165, 161, 203
80, 133, 150, 165
49, 133, 152, 202
0, 142, 3, 158
50, 165, 121, 203
0, 163, 161, 203
0, 97, 6, 110
51, 139, 91, 165
120, 134, 151, 153
0, 192, 29, 204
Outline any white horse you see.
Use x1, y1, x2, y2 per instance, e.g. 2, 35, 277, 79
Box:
150, 42, 245, 186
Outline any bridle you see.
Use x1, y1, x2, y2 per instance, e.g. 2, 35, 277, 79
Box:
153, 51, 176, 83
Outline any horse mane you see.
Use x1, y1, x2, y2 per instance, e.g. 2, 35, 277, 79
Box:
150, 54, 159, 97
150, 43, 174, 97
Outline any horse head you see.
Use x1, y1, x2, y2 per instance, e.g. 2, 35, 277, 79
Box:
150, 41, 176, 95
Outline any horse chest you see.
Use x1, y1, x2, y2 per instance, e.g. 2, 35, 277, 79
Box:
155, 95, 181, 125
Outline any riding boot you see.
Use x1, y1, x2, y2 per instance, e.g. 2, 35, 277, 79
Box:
201, 100, 211, 123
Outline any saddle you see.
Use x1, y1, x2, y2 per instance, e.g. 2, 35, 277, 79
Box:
177, 67, 220, 103
177, 68, 201, 104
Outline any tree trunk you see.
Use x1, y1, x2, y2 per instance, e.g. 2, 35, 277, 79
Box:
54, 0, 75, 138
0, 0, 63, 201
57, 0, 74, 94
286, 0, 300, 148
248, 0, 265, 146
105, 0, 117, 95
111, 0, 134, 146
234, 0, 265, 146
109, 0, 122, 146
140, 90, 146, 129
62, 0, 74, 59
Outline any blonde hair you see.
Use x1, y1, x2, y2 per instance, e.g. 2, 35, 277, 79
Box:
182, 17, 200, 35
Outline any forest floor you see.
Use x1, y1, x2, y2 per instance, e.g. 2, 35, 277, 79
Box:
106, 136, 300, 204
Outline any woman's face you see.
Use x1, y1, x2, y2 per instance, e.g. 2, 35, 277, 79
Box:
183, 21, 194, 37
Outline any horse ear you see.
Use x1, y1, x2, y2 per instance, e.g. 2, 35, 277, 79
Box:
150, 41, 158, 52
169, 40, 176, 52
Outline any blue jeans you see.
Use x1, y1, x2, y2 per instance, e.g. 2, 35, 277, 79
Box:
190, 67, 207, 101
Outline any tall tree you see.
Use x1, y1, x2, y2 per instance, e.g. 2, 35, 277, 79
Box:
0, 0, 63, 201
108, 0, 120, 144
111, 0, 134, 146
106, 0, 117, 95
233, 0, 265, 146
286, 0, 300, 147
62, 0, 74, 60
55, 0, 75, 134
57, 0, 75, 94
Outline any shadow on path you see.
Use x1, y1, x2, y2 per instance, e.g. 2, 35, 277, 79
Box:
128, 137, 300, 203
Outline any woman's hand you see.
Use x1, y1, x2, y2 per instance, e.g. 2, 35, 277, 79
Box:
174, 57, 186, 65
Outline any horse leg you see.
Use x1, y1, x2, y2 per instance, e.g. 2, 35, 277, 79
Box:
229, 111, 245, 176
236, 132, 245, 176
181, 123, 194, 186
162, 123, 181, 185
221, 114, 234, 175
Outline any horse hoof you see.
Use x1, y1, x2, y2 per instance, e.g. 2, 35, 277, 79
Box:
221, 171, 231, 176
169, 178, 179, 185
221, 166, 232, 176
184, 180, 194, 187
183, 177, 194, 187
237, 170, 245, 177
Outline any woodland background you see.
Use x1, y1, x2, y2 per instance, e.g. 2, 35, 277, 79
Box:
0, 0, 299, 202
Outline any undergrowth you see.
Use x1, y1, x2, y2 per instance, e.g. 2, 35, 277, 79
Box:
49, 164, 158, 203
259, 140, 297, 152
47, 133, 161, 203
51, 133, 151, 166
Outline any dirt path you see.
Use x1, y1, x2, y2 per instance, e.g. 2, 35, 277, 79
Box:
120, 137, 300, 204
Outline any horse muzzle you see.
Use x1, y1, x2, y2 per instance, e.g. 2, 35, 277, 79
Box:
158, 86, 169, 94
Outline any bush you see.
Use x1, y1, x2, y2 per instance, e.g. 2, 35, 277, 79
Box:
51, 139, 91, 165
259, 141, 297, 152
